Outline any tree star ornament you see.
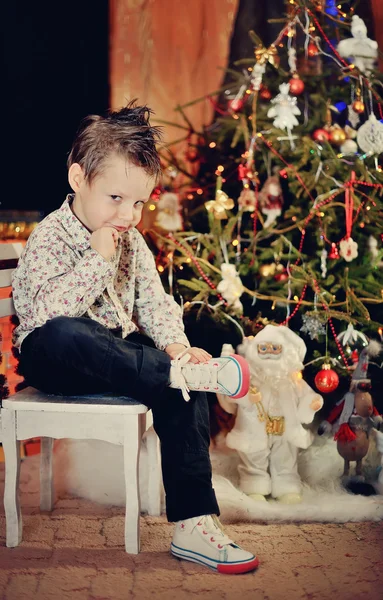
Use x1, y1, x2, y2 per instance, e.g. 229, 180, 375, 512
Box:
356, 114, 383, 155
216, 263, 244, 313
205, 190, 234, 220
337, 323, 368, 347
300, 314, 326, 341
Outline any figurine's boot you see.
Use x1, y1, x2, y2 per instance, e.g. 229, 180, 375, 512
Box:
277, 492, 302, 504
248, 493, 267, 502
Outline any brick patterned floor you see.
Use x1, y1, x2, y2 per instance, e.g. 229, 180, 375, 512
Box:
0, 455, 382, 600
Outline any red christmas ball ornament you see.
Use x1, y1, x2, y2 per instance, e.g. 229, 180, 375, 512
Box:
259, 87, 272, 101
312, 128, 330, 143
314, 364, 339, 393
274, 271, 289, 282
307, 42, 319, 57
328, 243, 340, 259
229, 98, 244, 112
289, 76, 305, 95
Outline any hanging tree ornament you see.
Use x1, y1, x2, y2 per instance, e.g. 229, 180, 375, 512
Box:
155, 192, 183, 232
339, 171, 358, 263
313, 128, 330, 143
217, 263, 244, 313
347, 104, 361, 129
238, 188, 257, 212
340, 139, 358, 155
337, 15, 378, 74
321, 248, 328, 278
307, 42, 319, 57
250, 63, 266, 92
329, 126, 347, 147
205, 176, 234, 220
356, 113, 383, 155
267, 83, 301, 148
259, 85, 272, 101
315, 364, 339, 394
328, 243, 340, 260
258, 167, 284, 228
300, 313, 326, 341
337, 323, 369, 347
255, 43, 280, 69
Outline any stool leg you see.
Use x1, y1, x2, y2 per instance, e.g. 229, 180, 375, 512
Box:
123, 415, 140, 553
40, 437, 55, 511
2, 409, 22, 547
145, 426, 162, 517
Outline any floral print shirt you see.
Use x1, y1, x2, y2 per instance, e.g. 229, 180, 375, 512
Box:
12, 195, 190, 351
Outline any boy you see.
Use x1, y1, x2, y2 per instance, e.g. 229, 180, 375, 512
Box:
12, 102, 258, 574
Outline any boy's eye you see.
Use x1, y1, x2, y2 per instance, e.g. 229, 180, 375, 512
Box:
135, 200, 145, 206
110, 195, 122, 202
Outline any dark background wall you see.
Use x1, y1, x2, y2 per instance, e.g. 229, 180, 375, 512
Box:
1, 0, 376, 216
2, 0, 109, 214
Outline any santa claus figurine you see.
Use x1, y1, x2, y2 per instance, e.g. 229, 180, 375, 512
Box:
318, 340, 382, 480
220, 325, 323, 504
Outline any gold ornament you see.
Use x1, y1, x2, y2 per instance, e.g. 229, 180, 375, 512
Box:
205, 189, 234, 220
255, 43, 280, 68
352, 99, 365, 114
329, 127, 347, 146
259, 263, 276, 277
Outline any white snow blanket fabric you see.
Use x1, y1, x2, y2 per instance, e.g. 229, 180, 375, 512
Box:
55, 432, 383, 523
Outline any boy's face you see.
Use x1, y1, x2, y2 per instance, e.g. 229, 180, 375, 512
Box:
69, 154, 156, 233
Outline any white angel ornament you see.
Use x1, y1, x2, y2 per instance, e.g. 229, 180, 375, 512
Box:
217, 263, 244, 313
267, 83, 301, 148
337, 15, 378, 74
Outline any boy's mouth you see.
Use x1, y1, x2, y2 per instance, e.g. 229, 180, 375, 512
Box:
110, 225, 130, 232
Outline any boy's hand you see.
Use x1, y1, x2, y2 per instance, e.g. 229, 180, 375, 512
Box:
90, 227, 119, 261
165, 343, 212, 364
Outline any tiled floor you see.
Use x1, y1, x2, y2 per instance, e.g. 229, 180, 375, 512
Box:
0, 455, 382, 600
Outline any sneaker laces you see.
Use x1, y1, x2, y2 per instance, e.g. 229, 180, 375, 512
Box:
195, 515, 233, 547
171, 351, 219, 402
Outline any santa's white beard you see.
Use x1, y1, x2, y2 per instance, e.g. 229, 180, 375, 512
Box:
246, 351, 304, 385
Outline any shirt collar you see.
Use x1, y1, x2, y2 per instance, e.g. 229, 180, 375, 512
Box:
59, 194, 92, 252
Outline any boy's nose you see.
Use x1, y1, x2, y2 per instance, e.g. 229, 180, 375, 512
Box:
118, 206, 134, 222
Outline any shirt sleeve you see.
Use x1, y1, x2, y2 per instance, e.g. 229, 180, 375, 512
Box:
132, 231, 190, 351
13, 230, 114, 325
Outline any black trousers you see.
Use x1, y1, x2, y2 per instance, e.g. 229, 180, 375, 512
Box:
18, 316, 219, 522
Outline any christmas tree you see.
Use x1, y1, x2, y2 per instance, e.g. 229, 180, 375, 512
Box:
148, 0, 383, 397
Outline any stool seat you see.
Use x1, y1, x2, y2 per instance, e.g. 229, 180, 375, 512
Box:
2, 387, 147, 412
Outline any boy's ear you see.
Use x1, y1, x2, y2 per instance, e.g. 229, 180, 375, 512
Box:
68, 163, 85, 192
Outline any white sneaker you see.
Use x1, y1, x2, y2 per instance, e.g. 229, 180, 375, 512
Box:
169, 353, 250, 401
171, 514, 259, 574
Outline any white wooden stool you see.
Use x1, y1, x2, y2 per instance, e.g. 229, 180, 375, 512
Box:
0, 242, 162, 554
1, 389, 161, 553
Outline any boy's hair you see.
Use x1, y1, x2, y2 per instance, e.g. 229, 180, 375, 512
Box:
67, 100, 162, 182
